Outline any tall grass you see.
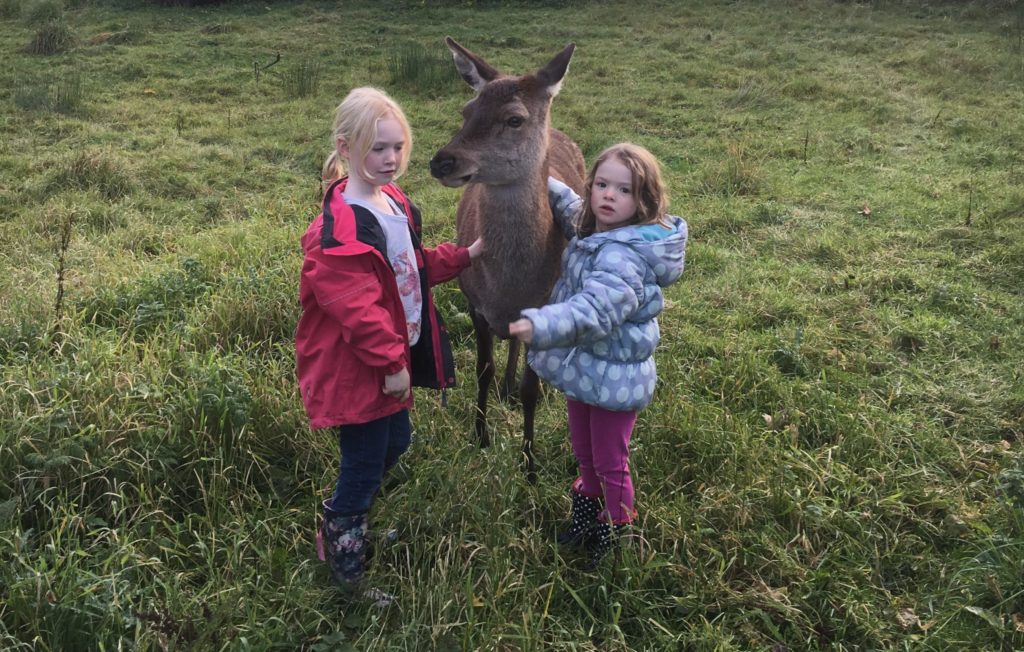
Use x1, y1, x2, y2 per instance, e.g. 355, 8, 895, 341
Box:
13, 72, 83, 113
12, 77, 50, 111
26, 19, 75, 55
282, 59, 321, 99
0, 0, 23, 19
24, 0, 61, 24
1, 0, 1023, 649
386, 42, 460, 95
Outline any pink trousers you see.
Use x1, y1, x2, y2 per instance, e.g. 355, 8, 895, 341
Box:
567, 398, 638, 524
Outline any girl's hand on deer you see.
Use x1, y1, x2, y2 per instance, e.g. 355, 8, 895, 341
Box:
508, 318, 534, 344
383, 367, 411, 401
467, 237, 484, 260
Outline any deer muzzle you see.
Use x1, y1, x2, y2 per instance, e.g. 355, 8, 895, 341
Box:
429, 150, 476, 187
429, 153, 456, 180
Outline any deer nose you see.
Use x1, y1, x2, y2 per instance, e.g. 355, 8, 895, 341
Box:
430, 154, 455, 179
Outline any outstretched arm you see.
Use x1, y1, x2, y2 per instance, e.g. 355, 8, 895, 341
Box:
421, 242, 471, 285
520, 245, 644, 350
421, 237, 483, 285
548, 176, 582, 240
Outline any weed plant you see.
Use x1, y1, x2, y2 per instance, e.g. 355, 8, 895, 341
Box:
1, 1, 1024, 650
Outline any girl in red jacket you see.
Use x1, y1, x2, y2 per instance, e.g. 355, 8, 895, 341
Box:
295, 87, 482, 602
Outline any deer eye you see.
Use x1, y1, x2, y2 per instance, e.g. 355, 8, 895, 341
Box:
506, 116, 524, 128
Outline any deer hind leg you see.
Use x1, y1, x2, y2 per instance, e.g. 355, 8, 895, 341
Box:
519, 360, 540, 485
470, 308, 495, 448
497, 339, 521, 403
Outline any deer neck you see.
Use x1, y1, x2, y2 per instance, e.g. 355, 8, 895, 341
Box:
476, 166, 554, 258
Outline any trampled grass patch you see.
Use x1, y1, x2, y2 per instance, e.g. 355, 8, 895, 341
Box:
1, 0, 1023, 650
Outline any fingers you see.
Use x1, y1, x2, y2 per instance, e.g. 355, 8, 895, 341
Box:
382, 368, 411, 399
382, 378, 412, 400
508, 319, 533, 343
382, 384, 410, 400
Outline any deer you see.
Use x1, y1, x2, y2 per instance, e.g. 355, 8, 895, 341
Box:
429, 37, 586, 481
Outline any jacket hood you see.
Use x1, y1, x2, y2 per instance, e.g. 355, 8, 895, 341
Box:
580, 216, 687, 287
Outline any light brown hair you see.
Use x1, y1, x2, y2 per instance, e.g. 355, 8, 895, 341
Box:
577, 143, 669, 237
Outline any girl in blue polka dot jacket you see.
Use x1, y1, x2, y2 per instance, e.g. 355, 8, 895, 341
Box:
509, 143, 687, 567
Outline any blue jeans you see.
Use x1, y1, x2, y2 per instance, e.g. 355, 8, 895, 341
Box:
328, 409, 411, 516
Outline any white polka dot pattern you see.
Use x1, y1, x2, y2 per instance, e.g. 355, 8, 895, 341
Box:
520, 215, 687, 411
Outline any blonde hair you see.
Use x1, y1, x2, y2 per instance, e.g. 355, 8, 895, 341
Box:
577, 143, 669, 237
321, 87, 413, 192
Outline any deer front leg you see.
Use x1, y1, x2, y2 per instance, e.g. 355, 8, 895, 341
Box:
519, 362, 539, 485
470, 308, 494, 448
498, 339, 521, 403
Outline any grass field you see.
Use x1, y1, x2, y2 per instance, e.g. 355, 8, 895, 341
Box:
2, 0, 1024, 649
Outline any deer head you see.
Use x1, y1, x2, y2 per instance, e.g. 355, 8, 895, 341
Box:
429, 37, 576, 188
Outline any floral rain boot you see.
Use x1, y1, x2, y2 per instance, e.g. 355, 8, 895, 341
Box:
317, 504, 394, 607
318, 508, 369, 585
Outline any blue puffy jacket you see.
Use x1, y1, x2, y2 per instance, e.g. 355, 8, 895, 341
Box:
521, 179, 687, 411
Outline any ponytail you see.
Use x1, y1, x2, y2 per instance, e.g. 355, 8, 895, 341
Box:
321, 150, 345, 195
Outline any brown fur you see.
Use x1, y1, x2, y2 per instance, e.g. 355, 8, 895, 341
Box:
430, 39, 585, 477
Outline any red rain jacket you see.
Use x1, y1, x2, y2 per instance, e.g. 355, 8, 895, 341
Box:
295, 179, 470, 429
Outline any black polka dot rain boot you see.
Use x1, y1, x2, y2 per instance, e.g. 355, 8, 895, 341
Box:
557, 487, 603, 547
584, 520, 631, 570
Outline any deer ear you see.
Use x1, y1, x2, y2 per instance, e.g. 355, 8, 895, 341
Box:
445, 36, 500, 92
536, 43, 575, 97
